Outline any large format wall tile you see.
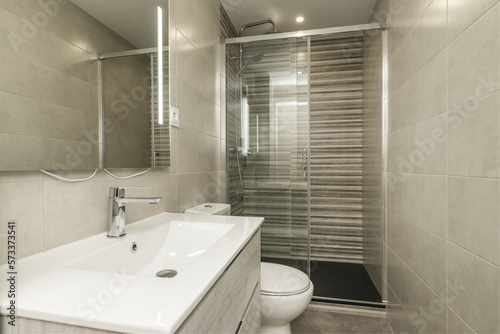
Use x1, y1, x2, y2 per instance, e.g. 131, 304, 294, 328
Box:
390, 212, 446, 295
389, 250, 447, 334
390, 173, 446, 237
389, 114, 447, 175
446, 91, 500, 178
447, 0, 500, 43
390, 51, 446, 132
447, 243, 500, 334
447, 4, 500, 108
448, 177, 500, 265
0, 181, 44, 261
389, 0, 447, 91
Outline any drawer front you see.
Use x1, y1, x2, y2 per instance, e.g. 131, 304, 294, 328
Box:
176, 230, 261, 334
238, 282, 261, 334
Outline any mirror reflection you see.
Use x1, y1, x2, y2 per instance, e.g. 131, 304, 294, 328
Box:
0, 0, 169, 171
101, 51, 170, 168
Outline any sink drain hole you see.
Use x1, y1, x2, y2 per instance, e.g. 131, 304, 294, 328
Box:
156, 269, 177, 278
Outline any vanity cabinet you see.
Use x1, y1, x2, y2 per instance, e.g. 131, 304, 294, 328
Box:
175, 230, 261, 334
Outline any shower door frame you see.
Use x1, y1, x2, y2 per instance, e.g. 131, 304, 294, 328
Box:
224, 22, 388, 305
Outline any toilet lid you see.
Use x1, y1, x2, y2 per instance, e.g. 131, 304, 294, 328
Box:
261, 262, 310, 295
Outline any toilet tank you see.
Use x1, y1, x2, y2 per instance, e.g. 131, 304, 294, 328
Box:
184, 203, 231, 216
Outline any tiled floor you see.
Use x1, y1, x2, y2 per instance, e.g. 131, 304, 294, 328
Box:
291, 309, 393, 334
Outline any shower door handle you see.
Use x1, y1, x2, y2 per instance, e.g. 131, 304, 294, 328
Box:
302, 149, 307, 179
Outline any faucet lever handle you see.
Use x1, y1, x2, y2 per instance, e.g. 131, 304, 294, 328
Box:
109, 186, 150, 198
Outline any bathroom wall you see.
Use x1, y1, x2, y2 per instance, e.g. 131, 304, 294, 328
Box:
0, 0, 225, 265
371, 0, 500, 333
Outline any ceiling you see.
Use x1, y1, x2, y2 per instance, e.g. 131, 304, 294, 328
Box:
70, 0, 169, 49
222, 0, 378, 36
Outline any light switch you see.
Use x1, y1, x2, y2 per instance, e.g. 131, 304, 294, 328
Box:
170, 106, 179, 128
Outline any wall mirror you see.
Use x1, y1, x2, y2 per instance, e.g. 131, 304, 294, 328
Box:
0, 0, 170, 171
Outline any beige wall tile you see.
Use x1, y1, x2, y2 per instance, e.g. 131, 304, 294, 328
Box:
176, 0, 219, 67
177, 128, 220, 173
386, 285, 419, 334
390, 174, 446, 237
390, 51, 446, 132
446, 92, 500, 178
389, 0, 447, 91
447, 4, 500, 108
176, 31, 217, 103
0, 1, 90, 52
0, 181, 44, 265
43, 176, 112, 250
447, 243, 500, 334
390, 212, 446, 295
448, 0, 500, 43
0, 91, 90, 141
390, 114, 447, 175
447, 308, 475, 334
448, 177, 500, 265
0, 171, 43, 183
388, 249, 447, 334
177, 79, 219, 137
177, 172, 224, 212
388, 0, 433, 53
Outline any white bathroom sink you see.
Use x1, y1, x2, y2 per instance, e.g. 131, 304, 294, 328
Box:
67, 221, 234, 276
0, 212, 263, 334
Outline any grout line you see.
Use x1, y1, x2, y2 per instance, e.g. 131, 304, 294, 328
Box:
388, 209, 500, 269
392, 171, 500, 182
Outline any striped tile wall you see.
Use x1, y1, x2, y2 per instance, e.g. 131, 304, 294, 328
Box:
309, 33, 365, 264
223, 10, 366, 263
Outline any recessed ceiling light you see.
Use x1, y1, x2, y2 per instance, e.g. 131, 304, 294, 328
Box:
296, 16, 304, 23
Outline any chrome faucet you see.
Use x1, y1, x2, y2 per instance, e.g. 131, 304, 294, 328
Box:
107, 187, 161, 238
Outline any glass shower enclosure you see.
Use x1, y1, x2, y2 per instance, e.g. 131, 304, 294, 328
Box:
225, 24, 386, 306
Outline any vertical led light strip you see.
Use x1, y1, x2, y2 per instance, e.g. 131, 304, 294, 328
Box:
157, 6, 164, 125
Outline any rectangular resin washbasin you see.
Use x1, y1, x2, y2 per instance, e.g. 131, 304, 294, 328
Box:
0, 212, 264, 334
67, 221, 234, 276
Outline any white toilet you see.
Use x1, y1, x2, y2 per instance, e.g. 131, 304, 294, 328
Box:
260, 262, 313, 334
184, 203, 313, 334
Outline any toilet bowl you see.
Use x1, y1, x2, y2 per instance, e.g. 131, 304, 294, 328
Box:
260, 262, 313, 334
184, 204, 313, 334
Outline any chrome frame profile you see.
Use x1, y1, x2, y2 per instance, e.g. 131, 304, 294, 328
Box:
98, 46, 169, 60
225, 22, 384, 45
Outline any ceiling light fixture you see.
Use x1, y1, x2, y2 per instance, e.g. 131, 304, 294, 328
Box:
296, 16, 304, 23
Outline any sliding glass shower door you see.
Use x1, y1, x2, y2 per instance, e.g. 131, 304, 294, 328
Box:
226, 29, 385, 305
226, 37, 310, 273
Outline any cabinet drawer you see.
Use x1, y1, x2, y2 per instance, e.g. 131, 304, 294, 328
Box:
238, 282, 261, 334
176, 230, 261, 334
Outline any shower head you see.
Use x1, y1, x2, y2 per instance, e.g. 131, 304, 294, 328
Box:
236, 53, 264, 77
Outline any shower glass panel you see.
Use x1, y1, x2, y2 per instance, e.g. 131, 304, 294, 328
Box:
225, 27, 385, 305
226, 38, 310, 273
